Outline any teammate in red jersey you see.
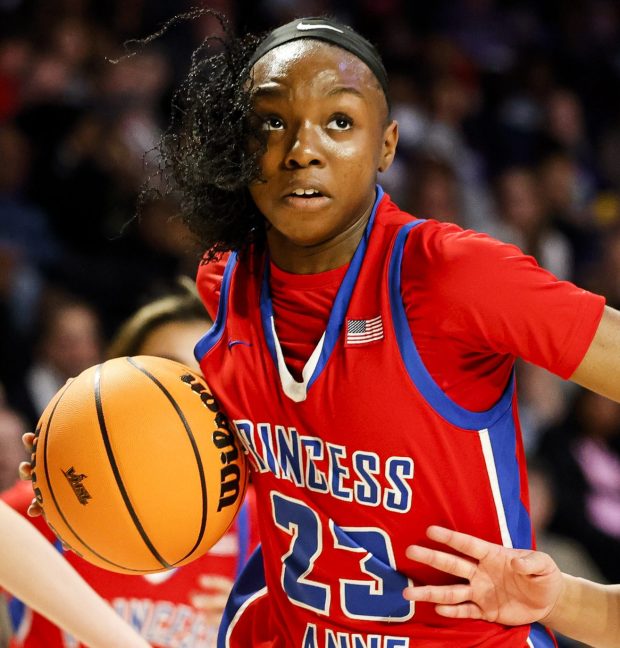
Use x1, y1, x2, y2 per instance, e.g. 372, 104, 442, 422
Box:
19, 10, 620, 648
3, 480, 258, 648
12, 285, 260, 648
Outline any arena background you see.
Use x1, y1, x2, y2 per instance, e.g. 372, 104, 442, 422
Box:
1, 2, 619, 646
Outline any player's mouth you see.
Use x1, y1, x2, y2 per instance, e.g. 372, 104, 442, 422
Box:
282, 186, 331, 209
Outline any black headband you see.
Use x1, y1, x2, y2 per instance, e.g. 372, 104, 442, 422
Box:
248, 17, 390, 107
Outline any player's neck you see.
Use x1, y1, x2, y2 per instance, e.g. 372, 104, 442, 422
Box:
266, 200, 374, 275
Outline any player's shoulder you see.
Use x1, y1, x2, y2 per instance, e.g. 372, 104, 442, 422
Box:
196, 251, 230, 319
406, 218, 524, 266
376, 193, 507, 261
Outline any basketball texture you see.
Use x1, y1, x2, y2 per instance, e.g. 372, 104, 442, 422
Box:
31, 356, 248, 574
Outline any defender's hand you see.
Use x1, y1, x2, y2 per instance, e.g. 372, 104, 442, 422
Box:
403, 526, 564, 627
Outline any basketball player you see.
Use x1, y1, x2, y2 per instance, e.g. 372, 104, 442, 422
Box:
9, 283, 259, 648
19, 12, 620, 648
0, 500, 148, 648
405, 525, 620, 648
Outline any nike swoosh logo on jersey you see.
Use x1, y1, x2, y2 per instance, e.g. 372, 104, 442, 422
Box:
228, 339, 252, 349
296, 22, 344, 33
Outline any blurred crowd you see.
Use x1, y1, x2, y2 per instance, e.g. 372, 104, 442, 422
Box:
1, 1, 619, 645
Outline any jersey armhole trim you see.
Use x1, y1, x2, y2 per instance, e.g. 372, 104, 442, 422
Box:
388, 221, 516, 430
195, 252, 238, 362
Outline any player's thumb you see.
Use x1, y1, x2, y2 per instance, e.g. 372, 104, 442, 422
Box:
511, 551, 550, 577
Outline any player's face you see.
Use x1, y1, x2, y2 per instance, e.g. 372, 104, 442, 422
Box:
249, 41, 398, 272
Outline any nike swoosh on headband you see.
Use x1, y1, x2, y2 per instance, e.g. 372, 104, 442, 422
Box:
296, 22, 344, 33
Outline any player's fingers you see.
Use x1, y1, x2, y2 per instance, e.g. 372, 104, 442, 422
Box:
434, 602, 483, 619
403, 584, 472, 605
18, 460, 33, 481
406, 544, 477, 581
22, 432, 35, 453
425, 526, 490, 561
26, 498, 43, 517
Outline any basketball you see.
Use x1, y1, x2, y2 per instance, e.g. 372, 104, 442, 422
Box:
30, 355, 248, 574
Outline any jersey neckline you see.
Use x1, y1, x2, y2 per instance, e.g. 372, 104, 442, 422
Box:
260, 186, 386, 402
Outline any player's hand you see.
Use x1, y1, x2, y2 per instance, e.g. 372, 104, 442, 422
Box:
403, 526, 564, 626
18, 432, 43, 517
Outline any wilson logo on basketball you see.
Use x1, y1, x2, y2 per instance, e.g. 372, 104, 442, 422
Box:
62, 467, 92, 505
181, 374, 244, 512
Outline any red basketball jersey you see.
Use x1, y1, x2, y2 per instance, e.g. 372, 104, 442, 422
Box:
2, 480, 259, 648
195, 188, 557, 647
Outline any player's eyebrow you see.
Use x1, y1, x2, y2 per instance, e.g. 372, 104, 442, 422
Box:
251, 84, 287, 100
325, 85, 366, 100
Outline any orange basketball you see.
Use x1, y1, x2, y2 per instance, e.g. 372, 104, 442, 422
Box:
30, 356, 248, 574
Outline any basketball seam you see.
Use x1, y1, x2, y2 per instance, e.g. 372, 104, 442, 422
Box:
126, 357, 209, 564
41, 378, 156, 573
95, 363, 173, 569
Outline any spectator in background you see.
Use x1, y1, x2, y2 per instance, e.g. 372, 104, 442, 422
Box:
405, 154, 464, 227
419, 65, 494, 231
538, 151, 599, 277
538, 388, 620, 583
491, 167, 572, 280
544, 89, 598, 193
515, 362, 570, 454
107, 276, 213, 368
0, 36, 32, 122
21, 292, 103, 427
527, 457, 605, 602
0, 124, 61, 332
0, 384, 26, 492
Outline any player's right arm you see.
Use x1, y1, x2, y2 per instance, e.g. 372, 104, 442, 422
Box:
403, 526, 620, 648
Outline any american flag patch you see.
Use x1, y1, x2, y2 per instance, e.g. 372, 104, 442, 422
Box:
345, 315, 384, 345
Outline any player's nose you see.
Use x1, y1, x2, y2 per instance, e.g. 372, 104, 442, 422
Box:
283, 122, 325, 169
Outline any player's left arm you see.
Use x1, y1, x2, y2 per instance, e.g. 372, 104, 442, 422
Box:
569, 305, 620, 401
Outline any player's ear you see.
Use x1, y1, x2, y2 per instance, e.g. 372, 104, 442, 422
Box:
378, 120, 398, 173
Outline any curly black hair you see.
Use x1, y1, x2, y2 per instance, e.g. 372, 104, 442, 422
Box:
132, 9, 267, 260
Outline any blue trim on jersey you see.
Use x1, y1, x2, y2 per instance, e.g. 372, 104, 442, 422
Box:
389, 221, 532, 550
195, 253, 239, 361
260, 262, 279, 371
487, 410, 532, 549
260, 186, 385, 393
388, 220, 515, 431
217, 545, 266, 648
235, 499, 250, 578
529, 621, 557, 646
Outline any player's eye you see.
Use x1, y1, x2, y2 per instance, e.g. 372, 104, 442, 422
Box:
262, 116, 285, 131
327, 115, 353, 131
